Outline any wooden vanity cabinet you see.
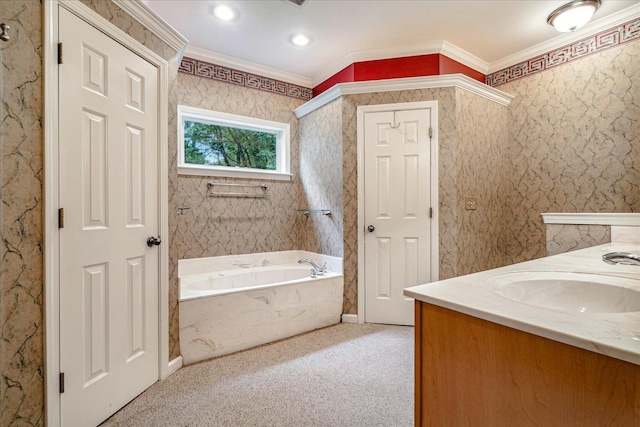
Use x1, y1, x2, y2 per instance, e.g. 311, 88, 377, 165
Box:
414, 301, 640, 426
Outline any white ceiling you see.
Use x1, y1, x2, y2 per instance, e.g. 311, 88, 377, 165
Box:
144, 0, 639, 86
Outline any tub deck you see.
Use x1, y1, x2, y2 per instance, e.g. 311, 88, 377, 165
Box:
178, 251, 344, 364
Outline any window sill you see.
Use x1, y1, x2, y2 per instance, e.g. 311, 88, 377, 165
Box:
178, 165, 292, 181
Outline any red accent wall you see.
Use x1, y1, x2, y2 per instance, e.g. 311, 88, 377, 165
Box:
438, 54, 485, 83
313, 64, 355, 97
312, 53, 486, 97
353, 55, 440, 82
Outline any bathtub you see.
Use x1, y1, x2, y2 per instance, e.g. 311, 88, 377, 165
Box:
179, 250, 344, 364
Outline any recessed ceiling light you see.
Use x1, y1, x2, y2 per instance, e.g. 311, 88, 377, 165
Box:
213, 5, 236, 21
291, 34, 310, 46
547, 0, 601, 32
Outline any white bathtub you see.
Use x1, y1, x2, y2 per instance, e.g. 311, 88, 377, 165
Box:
178, 250, 344, 364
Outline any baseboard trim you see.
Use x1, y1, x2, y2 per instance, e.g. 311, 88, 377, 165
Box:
167, 356, 183, 376
341, 314, 358, 324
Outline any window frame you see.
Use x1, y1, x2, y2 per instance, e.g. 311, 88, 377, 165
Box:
177, 105, 291, 181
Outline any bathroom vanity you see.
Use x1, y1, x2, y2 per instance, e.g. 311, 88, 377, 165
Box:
405, 240, 640, 426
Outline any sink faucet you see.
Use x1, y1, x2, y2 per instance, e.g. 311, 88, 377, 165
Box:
298, 258, 327, 276
602, 252, 640, 266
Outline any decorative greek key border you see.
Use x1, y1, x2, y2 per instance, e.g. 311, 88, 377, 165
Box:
486, 18, 640, 87
179, 57, 313, 101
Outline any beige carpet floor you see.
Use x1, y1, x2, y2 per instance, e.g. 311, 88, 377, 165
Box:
101, 323, 414, 427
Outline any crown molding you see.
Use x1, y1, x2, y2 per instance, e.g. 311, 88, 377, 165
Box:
311, 52, 357, 88
542, 213, 640, 226
294, 85, 343, 119
112, 0, 188, 60
295, 74, 513, 118
349, 40, 445, 63
311, 41, 443, 88
184, 45, 313, 88
310, 40, 491, 88
113, 1, 638, 91
489, 3, 640, 73
440, 41, 490, 74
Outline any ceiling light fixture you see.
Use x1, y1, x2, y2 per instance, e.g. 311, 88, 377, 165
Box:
213, 4, 236, 21
290, 34, 310, 46
547, 0, 601, 32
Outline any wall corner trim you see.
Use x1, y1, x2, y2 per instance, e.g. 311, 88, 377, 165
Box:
341, 314, 359, 324
542, 213, 640, 226
166, 356, 183, 378
111, 0, 189, 61
294, 74, 513, 118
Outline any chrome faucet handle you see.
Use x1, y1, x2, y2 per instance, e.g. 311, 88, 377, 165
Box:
602, 252, 640, 266
310, 268, 317, 278
320, 261, 328, 274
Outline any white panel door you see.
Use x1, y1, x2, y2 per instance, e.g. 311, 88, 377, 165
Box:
58, 7, 160, 426
364, 109, 432, 325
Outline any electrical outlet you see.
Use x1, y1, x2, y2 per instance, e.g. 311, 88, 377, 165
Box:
465, 197, 477, 210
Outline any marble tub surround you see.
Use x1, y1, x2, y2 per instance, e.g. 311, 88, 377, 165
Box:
405, 242, 640, 365
179, 251, 344, 364
178, 250, 342, 277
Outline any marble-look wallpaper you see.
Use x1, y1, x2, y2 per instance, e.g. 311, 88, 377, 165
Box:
546, 224, 611, 256
500, 40, 640, 265
297, 98, 343, 257
1, 1, 43, 425
453, 90, 509, 275
172, 72, 304, 264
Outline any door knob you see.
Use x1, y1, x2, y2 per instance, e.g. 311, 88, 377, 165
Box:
367, 225, 375, 232
147, 236, 162, 247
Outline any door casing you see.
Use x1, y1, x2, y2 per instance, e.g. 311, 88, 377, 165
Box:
356, 101, 439, 324
43, 1, 170, 425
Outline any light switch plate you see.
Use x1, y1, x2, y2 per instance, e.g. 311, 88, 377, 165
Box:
465, 197, 477, 210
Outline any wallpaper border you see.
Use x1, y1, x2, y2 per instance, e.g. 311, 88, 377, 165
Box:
486, 18, 640, 87
179, 57, 313, 101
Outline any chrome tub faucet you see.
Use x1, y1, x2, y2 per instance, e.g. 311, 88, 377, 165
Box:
298, 258, 328, 276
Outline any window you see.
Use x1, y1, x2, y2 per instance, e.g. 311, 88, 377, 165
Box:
178, 105, 291, 180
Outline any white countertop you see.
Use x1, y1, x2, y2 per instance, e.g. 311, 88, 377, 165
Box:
404, 243, 640, 365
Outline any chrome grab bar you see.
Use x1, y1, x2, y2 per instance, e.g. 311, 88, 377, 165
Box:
207, 181, 269, 198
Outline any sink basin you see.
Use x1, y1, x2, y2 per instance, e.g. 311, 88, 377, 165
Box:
490, 272, 640, 314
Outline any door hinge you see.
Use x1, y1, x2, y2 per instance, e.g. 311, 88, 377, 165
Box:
59, 372, 65, 393
429, 207, 433, 218
428, 127, 433, 140
58, 42, 63, 64
58, 208, 64, 228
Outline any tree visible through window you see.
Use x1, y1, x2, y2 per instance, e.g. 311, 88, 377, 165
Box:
178, 105, 290, 180
183, 120, 277, 171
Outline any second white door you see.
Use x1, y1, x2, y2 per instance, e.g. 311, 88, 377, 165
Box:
363, 107, 434, 326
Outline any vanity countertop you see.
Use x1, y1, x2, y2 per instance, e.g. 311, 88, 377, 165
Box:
404, 243, 640, 365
